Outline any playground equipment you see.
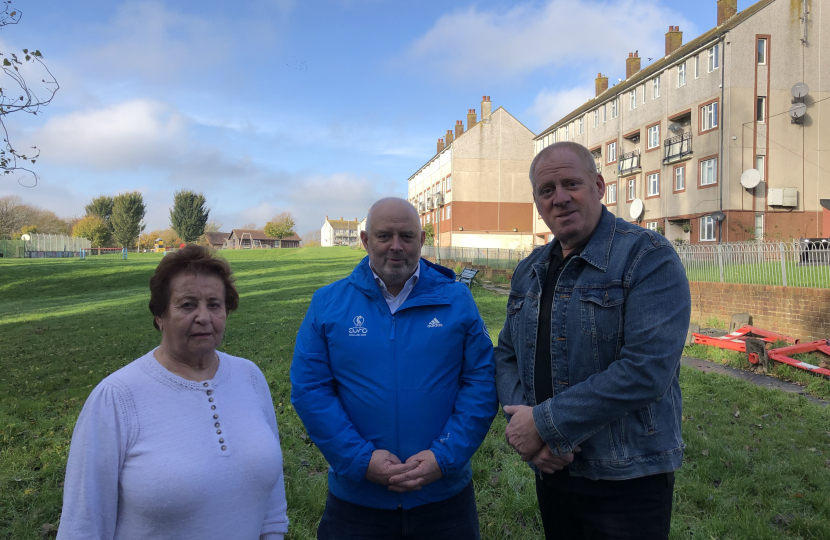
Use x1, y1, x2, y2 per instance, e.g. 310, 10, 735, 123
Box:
155, 238, 164, 253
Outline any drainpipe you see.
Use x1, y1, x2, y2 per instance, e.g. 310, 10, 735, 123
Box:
717, 31, 727, 243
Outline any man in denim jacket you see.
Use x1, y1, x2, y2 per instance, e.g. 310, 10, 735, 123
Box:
495, 142, 691, 540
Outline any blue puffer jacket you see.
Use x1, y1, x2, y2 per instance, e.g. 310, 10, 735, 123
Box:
290, 257, 497, 510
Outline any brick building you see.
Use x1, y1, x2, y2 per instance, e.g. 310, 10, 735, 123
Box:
407, 96, 537, 249
533, 0, 830, 245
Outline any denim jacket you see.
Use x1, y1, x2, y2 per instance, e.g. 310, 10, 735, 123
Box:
494, 207, 691, 481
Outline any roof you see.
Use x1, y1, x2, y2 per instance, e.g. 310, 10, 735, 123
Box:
280, 233, 302, 242
535, 0, 777, 140
204, 232, 230, 245
408, 106, 536, 182
326, 219, 359, 229
229, 229, 299, 241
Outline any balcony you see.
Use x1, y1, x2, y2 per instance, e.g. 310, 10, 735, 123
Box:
418, 201, 425, 213
426, 196, 434, 210
435, 193, 445, 206
618, 149, 641, 176
663, 132, 693, 164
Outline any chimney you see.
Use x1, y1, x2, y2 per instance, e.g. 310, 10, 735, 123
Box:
445, 129, 454, 145
717, 0, 737, 26
437, 138, 445, 153
595, 73, 608, 96
467, 108, 478, 130
481, 96, 492, 119
455, 120, 464, 138
340, 216, 343, 220
626, 52, 641, 80
665, 26, 683, 56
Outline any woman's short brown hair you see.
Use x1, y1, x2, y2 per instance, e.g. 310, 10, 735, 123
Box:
148, 244, 239, 330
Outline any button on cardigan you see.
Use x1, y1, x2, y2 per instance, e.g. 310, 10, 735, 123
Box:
57, 350, 288, 540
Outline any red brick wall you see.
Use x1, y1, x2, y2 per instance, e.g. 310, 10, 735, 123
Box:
689, 282, 830, 341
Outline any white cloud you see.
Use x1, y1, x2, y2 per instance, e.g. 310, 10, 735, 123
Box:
527, 85, 594, 132
402, 0, 693, 81
29, 99, 188, 170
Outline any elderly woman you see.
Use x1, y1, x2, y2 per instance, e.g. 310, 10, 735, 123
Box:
57, 245, 288, 540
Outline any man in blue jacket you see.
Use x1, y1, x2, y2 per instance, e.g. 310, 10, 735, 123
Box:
495, 142, 691, 540
291, 197, 497, 540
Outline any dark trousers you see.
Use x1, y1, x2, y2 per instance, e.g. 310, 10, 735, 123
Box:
317, 481, 480, 540
535, 472, 675, 540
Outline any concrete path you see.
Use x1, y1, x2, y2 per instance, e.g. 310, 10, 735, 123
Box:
478, 281, 826, 406
680, 357, 827, 407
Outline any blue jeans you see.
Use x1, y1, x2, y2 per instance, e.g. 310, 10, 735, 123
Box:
317, 481, 481, 540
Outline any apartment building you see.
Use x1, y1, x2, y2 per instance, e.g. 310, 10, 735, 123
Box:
533, 0, 829, 244
321, 216, 360, 247
407, 96, 537, 249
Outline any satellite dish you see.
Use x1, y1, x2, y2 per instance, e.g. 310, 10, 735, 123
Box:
791, 82, 809, 100
668, 123, 682, 133
712, 211, 726, 222
740, 169, 761, 189
790, 103, 807, 121
629, 198, 644, 220
20, 233, 31, 241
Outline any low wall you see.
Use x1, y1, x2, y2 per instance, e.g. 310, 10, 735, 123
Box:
689, 282, 830, 341
424, 257, 513, 280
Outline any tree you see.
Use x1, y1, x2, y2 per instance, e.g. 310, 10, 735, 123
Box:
169, 190, 209, 243
264, 211, 296, 246
110, 191, 146, 248
203, 219, 224, 233
240, 222, 258, 230
19, 224, 35, 235
301, 229, 321, 247
0, 195, 71, 236
423, 223, 435, 246
0, 4, 60, 186
142, 228, 181, 250
84, 196, 114, 230
72, 215, 110, 247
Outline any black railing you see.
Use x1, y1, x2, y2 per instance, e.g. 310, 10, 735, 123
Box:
663, 132, 693, 164
618, 149, 641, 176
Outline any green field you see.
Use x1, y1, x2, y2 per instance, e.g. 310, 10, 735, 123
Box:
2, 248, 829, 539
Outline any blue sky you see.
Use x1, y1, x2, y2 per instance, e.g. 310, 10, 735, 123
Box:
0, 0, 757, 235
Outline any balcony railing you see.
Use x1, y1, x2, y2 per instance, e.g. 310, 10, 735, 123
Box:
418, 201, 425, 213
663, 132, 693, 164
435, 193, 445, 206
618, 149, 641, 176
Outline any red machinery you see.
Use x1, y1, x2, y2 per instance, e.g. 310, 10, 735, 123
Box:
691, 325, 799, 353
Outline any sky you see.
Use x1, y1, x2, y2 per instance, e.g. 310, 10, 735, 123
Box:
0, 0, 759, 236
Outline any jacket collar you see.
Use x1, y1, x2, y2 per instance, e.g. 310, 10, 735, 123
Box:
534, 206, 616, 274
348, 256, 455, 310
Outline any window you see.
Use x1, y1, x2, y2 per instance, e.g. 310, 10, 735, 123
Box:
701, 101, 718, 131
607, 142, 617, 163
426, 214, 431, 224
756, 97, 766, 123
677, 63, 686, 87
647, 222, 658, 232
642, 85, 646, 105
611, 99, 618, 118
446, 205, 451, 219
694, 55, 700, 78
757, 38, 767, 64
647, 124, 660, 150
647, 172, 659, 196
570, 123, 574, 139
593, 109, 599, 127
630, 89, 637, 110
674, 166, 685, 191
578, 118, 584, 134
603, 104, 607, 123
700, 157, 717, 186
700, 216, 715, 241
447, 175, 452, 191
708, 44, 719, 72
652, 76, 660, 98
627, 178, 636, 201
755, 155, 765, 180
754, 212, 763, 240
607, 182, 617, 204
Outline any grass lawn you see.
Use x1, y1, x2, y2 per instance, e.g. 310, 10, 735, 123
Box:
1, 247, 829, 539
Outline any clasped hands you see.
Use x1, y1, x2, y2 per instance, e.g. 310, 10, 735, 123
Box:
503, 405, 580, 474
365, 449, 443, 492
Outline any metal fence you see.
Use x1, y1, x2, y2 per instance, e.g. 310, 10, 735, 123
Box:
423, 239, 830, 288
0, 233, 91, 258
421, 245, 532, 270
